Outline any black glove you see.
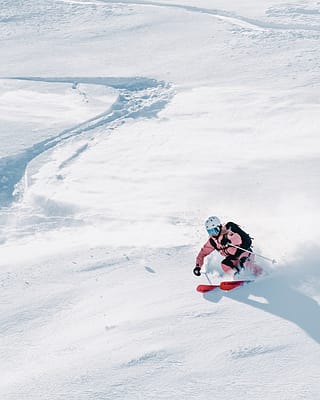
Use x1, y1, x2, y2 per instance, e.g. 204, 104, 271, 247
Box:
193, 266, 201, 276
221, 236, 231, 246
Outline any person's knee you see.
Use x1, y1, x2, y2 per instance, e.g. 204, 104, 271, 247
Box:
221, 263, 234, 274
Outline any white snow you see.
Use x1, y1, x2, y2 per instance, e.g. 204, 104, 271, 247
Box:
0, 1, 320, 399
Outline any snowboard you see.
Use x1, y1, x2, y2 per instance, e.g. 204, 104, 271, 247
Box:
196, 280, 253, 293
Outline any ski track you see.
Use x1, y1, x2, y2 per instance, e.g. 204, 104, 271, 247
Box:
58, 144, 89, 170
0, 76, 173, 208
74, 0, 320, 32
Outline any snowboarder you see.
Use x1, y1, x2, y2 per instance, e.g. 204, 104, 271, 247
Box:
193, 216, 253, 277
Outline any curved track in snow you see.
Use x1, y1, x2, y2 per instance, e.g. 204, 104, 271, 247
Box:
94, 0, 320, 32
0, 77, 173, 208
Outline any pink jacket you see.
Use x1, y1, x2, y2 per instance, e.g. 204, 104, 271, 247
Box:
196, 225, 242, 267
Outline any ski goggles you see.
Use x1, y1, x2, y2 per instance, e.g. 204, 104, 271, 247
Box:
207, 226, 221, 236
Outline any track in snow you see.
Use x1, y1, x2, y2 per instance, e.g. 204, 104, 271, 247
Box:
86, 0, 320, 32
0, 76, 173, 208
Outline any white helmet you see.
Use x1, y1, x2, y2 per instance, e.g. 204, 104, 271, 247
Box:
205, 216, 221, 236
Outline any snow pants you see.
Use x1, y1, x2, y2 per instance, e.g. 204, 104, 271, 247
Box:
221, 252, 251, 274
221, 252, 263, 276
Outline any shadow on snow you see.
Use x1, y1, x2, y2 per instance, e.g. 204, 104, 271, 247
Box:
204, 243, 320, 343
203, 265, 320, 344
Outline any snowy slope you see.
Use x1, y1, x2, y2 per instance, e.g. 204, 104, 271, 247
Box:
1, 1, 320, 399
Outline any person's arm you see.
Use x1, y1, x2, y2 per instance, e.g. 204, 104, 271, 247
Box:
195, 239, 216, 268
